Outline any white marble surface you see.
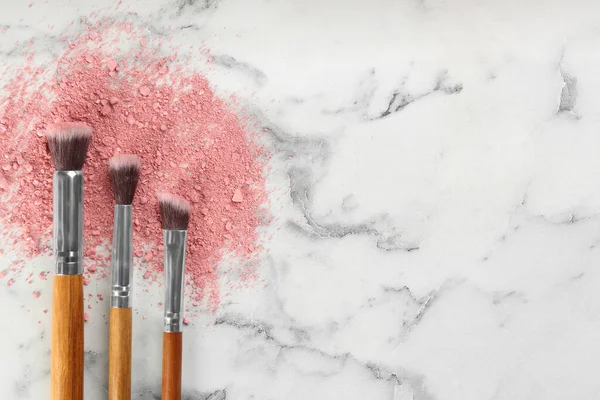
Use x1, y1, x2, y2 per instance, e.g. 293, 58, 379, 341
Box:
2, 0, 600, 399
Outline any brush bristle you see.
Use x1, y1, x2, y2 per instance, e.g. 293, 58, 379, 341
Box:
158, 193, 191, 230
109, 154, 141, 205
46, 122, 93, 171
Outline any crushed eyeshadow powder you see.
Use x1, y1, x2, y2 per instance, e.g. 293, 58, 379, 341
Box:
0, 19, 268, 311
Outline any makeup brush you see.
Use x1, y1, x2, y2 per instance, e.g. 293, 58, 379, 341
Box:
47, 122, 92, 400
108, 154, 141, 400
158, 193, 191, 400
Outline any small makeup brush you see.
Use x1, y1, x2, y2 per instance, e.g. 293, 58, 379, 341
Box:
47, 122, 92, 400
158, 193, 191, 400
108, 154, 141, 400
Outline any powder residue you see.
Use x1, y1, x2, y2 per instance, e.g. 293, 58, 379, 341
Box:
0, 19, 269, 310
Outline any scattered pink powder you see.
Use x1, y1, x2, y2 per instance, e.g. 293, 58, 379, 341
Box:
7, 279, 14, 287
32, 291, 41, 299
106, 59, 118, 72
138, 86, 150, 96
232, 188, 244, 203
0, 19, 269, 310
183, 317, 190, 326
84, 313, 89, 322
144, 251, 154, 262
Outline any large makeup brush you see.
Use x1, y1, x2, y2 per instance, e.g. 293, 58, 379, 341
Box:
108, 154, 141, 400
158, 193, 191, 400
47, 122, 92, 400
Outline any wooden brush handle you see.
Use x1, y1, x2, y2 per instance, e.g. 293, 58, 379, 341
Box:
161, 331, 183, 400
51, 275, 84, 400
109, 307, 132, 400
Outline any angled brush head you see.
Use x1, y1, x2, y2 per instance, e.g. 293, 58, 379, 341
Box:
46, 122, 93, 171
158, 193, 191, 230
109, 154, 141, 205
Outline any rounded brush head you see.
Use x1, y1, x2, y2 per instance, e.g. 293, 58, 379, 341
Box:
46, 122, 92, 171
109, 154, 141, 205
158, 193, 191, 230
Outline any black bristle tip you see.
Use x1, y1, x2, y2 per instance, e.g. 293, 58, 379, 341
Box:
109, 154, 141, 205
158, 193, 191, 230
46, 122, 93, 171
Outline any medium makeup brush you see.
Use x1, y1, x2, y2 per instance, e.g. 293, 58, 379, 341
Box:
158, 193, 191, 400
46, 122, 92, 400
108, 154, 141, 400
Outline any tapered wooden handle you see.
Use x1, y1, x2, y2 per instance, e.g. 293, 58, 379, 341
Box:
162, 331, 183, 400
109, 307, 132, 400
51, 275, 84, 400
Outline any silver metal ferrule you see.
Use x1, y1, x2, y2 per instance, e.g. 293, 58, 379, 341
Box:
163, 230, 187, 333
53, 171, 84, 275
111, 205, 133, 308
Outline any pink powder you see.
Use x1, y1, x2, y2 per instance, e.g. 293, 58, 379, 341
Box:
232, 189, 244, 203
32, 291, 41, 299
0, 19, 268, 310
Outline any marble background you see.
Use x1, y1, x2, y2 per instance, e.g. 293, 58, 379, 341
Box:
2, 0, 600, 399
